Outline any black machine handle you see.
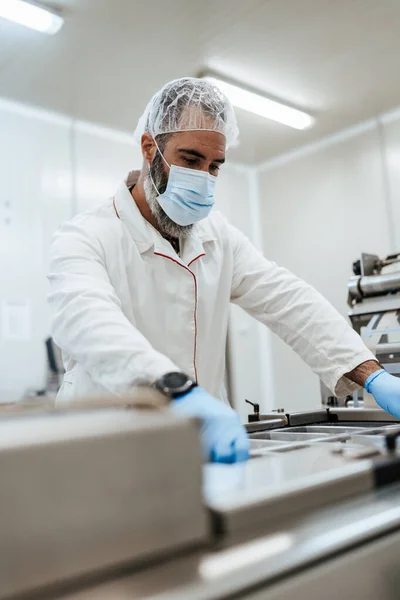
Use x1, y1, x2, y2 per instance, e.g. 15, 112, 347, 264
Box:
245, 399, 260, 422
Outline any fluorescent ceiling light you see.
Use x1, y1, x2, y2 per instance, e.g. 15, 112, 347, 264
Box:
204, 75, 314, 130
0, 0, 64, 34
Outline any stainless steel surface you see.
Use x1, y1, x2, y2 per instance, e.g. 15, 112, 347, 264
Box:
348, 252, 400, 304
360, 252, 380, 277
382, 363, 400, 374
249, 530, 400, 600
0, 406, 207, 600
284, 425, 366, 434
286, 409, 329, 426
204, 446, 374, 537
350, 432, 400, 450
58, 484, 400, 600
359, 272, 400, 298
246, 417, 288, 433
247, 418, 400, 454
251, 442, 310, 455
251, 431, 331, 441
348, 275, 362, 303
375, 342, 400, 354
247, 414, 400, 465
5, 404, 400, 600
249, 439, 290, 450
329, 407, 400, 422
348, 295, 400, 318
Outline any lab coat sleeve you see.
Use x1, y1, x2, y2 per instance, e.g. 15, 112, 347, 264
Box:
229, 225, 376, 396
48, 218, 178, 393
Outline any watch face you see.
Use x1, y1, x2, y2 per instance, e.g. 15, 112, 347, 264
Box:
164, 372, 190, 390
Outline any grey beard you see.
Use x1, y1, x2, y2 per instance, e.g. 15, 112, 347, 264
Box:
144, 172, 193, 240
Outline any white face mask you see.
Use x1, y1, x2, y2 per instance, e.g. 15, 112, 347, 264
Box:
149, 144, 217, 226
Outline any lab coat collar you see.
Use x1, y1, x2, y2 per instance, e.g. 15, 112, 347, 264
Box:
113, 171, 153, 253
113, 172, 217, 266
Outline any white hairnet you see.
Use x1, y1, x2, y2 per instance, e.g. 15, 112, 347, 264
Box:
134, 77, 239, 149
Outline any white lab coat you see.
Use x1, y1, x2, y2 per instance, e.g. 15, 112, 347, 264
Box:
48, 171, 375, 405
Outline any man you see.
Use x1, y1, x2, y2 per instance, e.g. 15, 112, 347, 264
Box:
48, 77, 400, 464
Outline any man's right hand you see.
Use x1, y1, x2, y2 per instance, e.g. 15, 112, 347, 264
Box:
170, 386, 249, 463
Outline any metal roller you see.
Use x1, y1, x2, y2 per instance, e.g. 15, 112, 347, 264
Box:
348, 271, 400, 302
359, 272, 400, 297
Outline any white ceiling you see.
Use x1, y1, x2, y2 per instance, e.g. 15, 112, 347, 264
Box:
1, 0, 400, 164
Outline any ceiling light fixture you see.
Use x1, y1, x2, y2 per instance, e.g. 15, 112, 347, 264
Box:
203, 74, 314, 130
0, 0, 64, 34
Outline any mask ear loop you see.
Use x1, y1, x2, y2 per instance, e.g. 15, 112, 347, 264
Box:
153, 138, 171, 169
148, 136, 171, 196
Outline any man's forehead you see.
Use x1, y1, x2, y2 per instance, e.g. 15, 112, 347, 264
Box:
168, 130, 226, 156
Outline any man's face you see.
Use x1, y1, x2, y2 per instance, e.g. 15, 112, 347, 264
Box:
144, 130, 226, 239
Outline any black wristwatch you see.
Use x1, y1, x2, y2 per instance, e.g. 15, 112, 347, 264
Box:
154, 372, 197, 399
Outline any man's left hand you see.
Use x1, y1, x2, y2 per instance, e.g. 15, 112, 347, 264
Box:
365, 370, 400, 418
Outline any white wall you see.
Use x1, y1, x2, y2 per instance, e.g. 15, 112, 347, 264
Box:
73, 123, 142, 214
0, 103, 72, 402
0, 101, 144, 402
214, 166, 273, 420
257, 119, 400, 412
0, 98, 262, 415
381, 115, 400, 251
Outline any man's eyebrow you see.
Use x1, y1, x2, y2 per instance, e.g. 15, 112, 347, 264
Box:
178, 148, 225, 164
178, 148, 206, 160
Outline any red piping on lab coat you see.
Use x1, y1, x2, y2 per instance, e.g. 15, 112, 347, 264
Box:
113, 200, 204, 383
154, 252, 205, 383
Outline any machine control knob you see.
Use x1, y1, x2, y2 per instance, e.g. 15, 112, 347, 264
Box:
245, 399, 260, 422
352, 260, 361, 276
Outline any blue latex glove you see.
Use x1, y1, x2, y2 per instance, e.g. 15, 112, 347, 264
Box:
365, 369, 400, 418
170, 386, 249, 463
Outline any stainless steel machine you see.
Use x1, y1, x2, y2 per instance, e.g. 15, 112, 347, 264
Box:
322, 251, 400, 407
3, 252, 400, 599
2, 393, 400, 600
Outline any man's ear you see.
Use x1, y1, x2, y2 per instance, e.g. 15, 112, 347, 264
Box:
141, 133, 157, 163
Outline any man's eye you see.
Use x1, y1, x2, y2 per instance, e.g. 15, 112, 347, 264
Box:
183, 157, 197, 166
210, 164, 220, 174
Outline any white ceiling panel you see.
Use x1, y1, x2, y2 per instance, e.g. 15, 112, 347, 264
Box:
1, 0, 400, 164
